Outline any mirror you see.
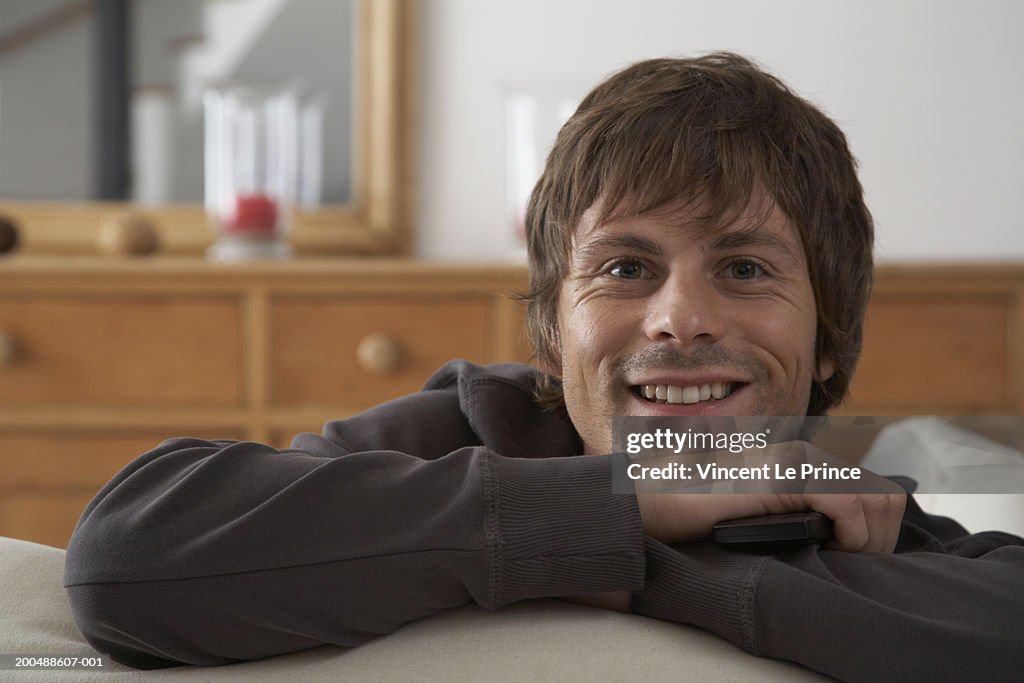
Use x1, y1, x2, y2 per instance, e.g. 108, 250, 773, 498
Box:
0, 0, 415, 255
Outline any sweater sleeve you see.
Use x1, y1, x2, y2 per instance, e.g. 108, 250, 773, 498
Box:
630, 497, 1024, 682
63, 390, 645, 669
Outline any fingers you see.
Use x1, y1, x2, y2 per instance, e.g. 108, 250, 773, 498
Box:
637, 487, 907, 552
818, 494, 870, 552
813, 491, 906, 554
880, 492, 907, 552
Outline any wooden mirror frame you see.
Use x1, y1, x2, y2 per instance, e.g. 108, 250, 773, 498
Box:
1, 0, 416, 257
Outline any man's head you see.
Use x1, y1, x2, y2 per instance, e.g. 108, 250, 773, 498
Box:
521, 53, 873, 453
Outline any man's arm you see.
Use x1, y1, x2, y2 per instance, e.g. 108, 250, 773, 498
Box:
63, 388, 645, 669
631, 496, 1024, 682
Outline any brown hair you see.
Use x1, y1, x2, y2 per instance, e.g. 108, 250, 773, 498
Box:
521, 52, 874, 416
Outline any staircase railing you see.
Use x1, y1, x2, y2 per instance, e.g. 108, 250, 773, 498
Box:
0, 0, 94, 58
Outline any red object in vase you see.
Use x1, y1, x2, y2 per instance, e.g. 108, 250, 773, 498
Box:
226, 193, 279, 235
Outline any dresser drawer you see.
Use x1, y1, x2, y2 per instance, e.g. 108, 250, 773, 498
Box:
271, 296, 491, 407
0, 494, 97, 549
0, 430, 244, 547
0, 296, 241, 406
849, 294, 1010, 412
0, 432, 184, 489
0, 432, 154, 549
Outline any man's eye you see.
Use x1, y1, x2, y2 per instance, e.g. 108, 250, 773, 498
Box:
608, 260, 646, 279
727, 260, 766, 280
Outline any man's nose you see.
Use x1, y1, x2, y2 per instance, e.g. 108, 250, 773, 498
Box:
642, 273, 727, 344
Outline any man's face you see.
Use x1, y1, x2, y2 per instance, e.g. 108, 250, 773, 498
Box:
554, 197, 833, 455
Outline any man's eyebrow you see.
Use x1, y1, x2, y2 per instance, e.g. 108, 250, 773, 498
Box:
706, 230, 800, 260
574, 234, 664, 260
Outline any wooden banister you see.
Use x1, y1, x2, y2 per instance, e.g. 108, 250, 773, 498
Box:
0, 0, 94, 58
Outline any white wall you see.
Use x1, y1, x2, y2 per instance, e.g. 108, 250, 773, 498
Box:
416, 0, 1024, 263
0, 1, 93, 199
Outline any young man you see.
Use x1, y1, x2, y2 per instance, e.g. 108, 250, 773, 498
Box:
65, 53, 1023, 679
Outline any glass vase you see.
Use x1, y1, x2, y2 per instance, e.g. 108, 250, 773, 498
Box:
204, 83, 298, 261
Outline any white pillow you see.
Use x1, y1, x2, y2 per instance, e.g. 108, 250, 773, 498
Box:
861, 417, 1024, 537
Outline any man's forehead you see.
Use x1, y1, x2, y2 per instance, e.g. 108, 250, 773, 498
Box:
571, 198, 805, 264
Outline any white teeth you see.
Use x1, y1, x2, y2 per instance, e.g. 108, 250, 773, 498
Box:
639, 382, 735, 405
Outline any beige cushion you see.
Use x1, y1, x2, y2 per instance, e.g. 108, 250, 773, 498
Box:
0, 536, 824, 681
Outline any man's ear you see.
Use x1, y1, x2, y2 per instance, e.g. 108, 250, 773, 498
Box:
815, 354, 835, 383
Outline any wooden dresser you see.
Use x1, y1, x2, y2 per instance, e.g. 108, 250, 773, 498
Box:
1, 258, 1022, 548
0, 257, 529, 547
839, 265, 1023, 417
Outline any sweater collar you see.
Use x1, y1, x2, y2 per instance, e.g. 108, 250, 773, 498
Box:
425, 361, 583, 459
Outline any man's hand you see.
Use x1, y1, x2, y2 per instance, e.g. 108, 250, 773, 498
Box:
633, 441, 907, 553
637, 489, 906, 553
568, 487, 904, 614
570, 442, 905, 614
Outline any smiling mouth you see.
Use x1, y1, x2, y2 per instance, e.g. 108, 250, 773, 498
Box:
633, 382, 738, 406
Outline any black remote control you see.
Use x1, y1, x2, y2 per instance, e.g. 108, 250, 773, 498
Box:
713, 512, 834, 546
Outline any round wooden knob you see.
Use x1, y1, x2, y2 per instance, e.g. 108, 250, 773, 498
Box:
97, 214, 160, 256
0, 215, 19, 255
356, 333, 402, 375
0, 331, 16, 367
